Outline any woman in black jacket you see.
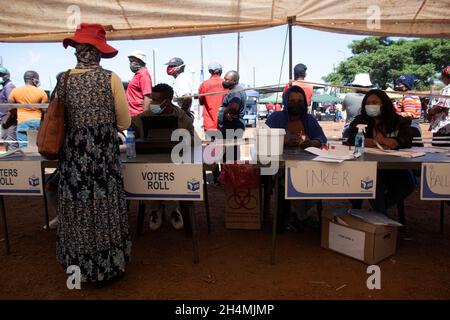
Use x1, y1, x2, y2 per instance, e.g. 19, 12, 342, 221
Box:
348, 89, 416, 215
348, 89, 414, 149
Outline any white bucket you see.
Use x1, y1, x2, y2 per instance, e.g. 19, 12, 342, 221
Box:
256, 128, 286, 156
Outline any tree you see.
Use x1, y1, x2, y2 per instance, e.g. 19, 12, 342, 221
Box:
323, 37, 450, 90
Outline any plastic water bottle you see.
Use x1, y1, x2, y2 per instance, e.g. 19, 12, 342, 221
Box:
126, 128, 136, 159
354, 124, 367, 156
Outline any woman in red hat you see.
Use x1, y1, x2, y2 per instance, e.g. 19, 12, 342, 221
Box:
56, 24, 131, 285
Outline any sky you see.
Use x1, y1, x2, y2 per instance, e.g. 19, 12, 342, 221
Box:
0, 25, 368, 91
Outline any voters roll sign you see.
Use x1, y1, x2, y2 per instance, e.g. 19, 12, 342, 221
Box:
123, 163, 203, 201
420, 163, 450, 200
0, 161, 43, 196
285, 161, 377, 199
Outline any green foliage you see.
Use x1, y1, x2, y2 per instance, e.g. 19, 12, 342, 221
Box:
323, 37, 450, 90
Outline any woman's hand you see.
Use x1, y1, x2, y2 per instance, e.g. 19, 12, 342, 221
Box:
285, 133, 301, 147
379, 137, 398, 150
365, 138, 378, 148
300, 139, 321, 149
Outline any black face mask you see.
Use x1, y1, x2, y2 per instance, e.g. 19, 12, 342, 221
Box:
222, 81, 234, 89
130, 62, 142, 73
287, 102, 306, 116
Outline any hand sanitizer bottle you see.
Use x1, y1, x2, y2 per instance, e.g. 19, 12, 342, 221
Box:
354, 124, 367, 156
126, 128, 136, 159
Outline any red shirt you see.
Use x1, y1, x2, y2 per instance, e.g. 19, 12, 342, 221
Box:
126, 67, 153, 117
283, 81, 313, 106
199, 74, 226, 130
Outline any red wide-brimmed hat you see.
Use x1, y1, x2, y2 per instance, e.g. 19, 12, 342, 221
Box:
63, 23, 118, 58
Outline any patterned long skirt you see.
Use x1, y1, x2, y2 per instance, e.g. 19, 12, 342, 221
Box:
56, 123, 131, 282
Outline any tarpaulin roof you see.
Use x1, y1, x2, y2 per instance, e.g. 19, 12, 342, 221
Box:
0, 0, 449, 42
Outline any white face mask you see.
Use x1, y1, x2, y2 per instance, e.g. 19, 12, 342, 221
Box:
365, 104, 381, 117
150, 100, 167, 114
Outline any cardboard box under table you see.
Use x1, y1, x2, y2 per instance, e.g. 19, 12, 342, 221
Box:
321, 209, 400, 264
225, 186, 261, 230
223, 164, 262, 230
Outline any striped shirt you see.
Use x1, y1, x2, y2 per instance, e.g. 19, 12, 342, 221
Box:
395, 95, 421, 119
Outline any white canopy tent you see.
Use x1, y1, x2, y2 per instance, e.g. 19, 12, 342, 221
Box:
0, 0, 449, 42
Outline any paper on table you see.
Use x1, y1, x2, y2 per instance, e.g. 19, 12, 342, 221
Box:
365, 147, 425, 158
0, 147, 39, 158
20, 146, 39, 154
0, 149, 21, 158
305, 147, 355, 161
312, 156, 345, 163
349, 209, 403, 227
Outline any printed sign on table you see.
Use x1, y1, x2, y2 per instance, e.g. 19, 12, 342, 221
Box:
123, 163, 203, 201
285, 161, 377, 199
0, 161, 43, 196
421, 163, 450, 200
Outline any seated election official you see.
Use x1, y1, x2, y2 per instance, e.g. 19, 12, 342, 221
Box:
266, 85, 327, 148
347, 89, 416, 215
266, 86, 327, 231
131, 83, 194, 231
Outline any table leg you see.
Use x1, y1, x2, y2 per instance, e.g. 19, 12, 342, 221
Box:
181, 201, 193, 238
136, 201, 146, 237
41, 166, 50, 230
203, 170, 211, 235
0, 195, 11, 255
271, 170, 280, 265
188, 202, 200, 264
263, 175, 272, 223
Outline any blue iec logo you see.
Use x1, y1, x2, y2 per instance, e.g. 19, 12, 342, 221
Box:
187, 178, 200, 192
360, 177, 373, 190
29, 175, 40, 187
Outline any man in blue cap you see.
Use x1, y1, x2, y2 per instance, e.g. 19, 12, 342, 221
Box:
394, 74, 422, 141
0, 66, 18, 151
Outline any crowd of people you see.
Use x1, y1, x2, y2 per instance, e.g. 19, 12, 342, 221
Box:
0, 23, 448, 286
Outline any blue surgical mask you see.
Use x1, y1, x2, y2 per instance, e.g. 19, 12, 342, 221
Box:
150, 100, 167, 114
365, 104, 381, 117
150, 104, 162, 114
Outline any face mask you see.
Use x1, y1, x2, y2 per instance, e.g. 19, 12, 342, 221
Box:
287, 101, 306, 116
150, 100, 167, 114
150, 105, 162, 114
130, 62, 141, 73
167, 64, 184, 76
222, 81, 234, 89
32, 79, 40, 87
167, 66, 177, 76
365, 104, 382, 117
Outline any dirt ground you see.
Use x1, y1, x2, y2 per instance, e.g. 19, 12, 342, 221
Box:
0, 122, 449, 300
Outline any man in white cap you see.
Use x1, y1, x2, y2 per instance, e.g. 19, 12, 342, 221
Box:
126, 50, 153, 116
165, 57, 193, 118
342, 73, 372, 140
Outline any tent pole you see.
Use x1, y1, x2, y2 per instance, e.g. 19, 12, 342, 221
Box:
237, 32, 241, 73
288, 17, 295, 82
